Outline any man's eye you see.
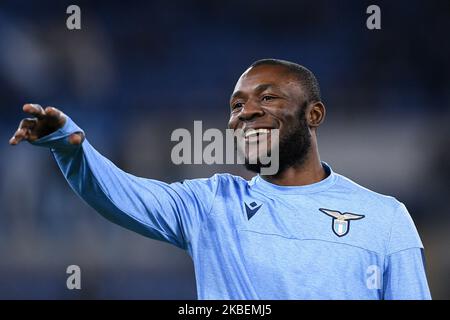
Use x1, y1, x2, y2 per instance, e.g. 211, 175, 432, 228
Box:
262, 95, 276, 101
232, 102, 243, 110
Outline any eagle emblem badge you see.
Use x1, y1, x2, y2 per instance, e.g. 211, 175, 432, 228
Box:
319, 208, 365, 237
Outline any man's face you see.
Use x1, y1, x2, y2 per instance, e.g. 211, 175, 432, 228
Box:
228, 64, 312, 174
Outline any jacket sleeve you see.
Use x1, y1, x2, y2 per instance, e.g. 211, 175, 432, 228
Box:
31, 117, 219, 250
383, 203, 431, 299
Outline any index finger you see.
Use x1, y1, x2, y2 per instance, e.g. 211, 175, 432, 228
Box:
23, 103, 45, 119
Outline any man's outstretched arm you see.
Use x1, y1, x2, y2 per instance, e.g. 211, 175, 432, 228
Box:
9, 104, 218, 250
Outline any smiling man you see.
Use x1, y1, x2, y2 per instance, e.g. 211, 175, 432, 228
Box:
9, 59, 431, 300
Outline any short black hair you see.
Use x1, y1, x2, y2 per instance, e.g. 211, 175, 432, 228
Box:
250, 58, 322, 103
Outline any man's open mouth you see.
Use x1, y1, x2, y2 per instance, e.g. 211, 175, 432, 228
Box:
244, 128, 272, 139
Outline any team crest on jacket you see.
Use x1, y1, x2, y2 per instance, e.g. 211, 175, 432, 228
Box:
319, 208, 365, 237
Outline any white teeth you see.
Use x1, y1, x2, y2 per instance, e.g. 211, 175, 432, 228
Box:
245, 128, 270, 138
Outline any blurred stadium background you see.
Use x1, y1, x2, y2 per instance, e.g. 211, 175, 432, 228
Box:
0, 0, 449, 299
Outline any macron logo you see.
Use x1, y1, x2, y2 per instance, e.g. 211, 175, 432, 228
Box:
245, 201, 262, 220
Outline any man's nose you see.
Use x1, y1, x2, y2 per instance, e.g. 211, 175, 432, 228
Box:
238, 100, 264, 121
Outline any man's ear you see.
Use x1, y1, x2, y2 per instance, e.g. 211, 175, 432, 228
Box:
307, 101, 326, 128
